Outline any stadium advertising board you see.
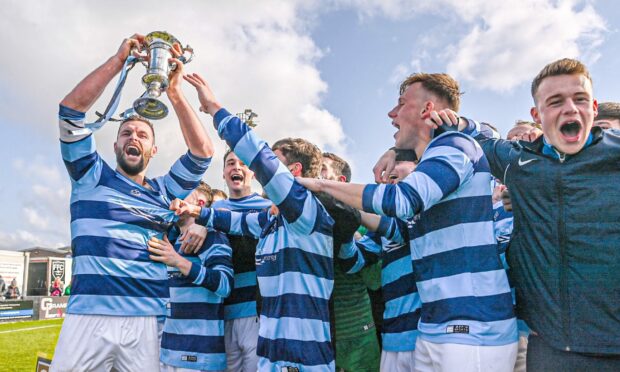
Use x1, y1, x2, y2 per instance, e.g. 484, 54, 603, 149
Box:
0, 250, 26, 296
0, 300, 34, 321
38, 296, 68, 320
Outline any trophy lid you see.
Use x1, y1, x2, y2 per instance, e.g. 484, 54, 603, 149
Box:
145, 31, 181, 46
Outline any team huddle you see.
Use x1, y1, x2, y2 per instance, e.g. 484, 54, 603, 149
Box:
50, 33, 619, 372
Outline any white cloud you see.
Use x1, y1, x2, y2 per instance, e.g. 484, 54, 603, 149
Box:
339, 0, 606, 92
0, 0, 347, 249
444, 0, 606, 92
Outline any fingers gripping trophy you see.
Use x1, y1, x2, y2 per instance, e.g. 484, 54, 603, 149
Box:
133, 31, 194, 119
82, 31, 194, 132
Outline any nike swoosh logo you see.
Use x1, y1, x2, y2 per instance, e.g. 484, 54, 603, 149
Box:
518, 157, 536, 166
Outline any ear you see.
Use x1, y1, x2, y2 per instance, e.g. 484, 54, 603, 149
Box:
292, 162, 302, 177
114, 142, 118, 152
592, 99, 598, 118
338, 175, 347, 183
420, 101, 435, 118
151, 145, 158, 157
530, 106, 541, 124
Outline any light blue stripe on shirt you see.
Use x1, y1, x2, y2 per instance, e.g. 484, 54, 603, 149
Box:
259, 315, 330, 343
169, 286, 223, 304
384, 292, 423, 320
417, 269, 510, 303
67, 294, 166, 316
418, 317, 518, 346
410, 221, 496, 260
258, 272, 333, 299
73, 255, 165, 280
164, 318, 223, 337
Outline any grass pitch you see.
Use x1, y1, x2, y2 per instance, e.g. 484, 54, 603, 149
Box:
0, 318, 63, 371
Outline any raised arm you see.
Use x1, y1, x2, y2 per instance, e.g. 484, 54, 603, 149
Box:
61, 34, 145, 112
170, 198, 267, 239
185, 73, 327, 231
166, 56, 214, 158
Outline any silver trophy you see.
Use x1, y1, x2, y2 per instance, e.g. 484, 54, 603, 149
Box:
133, 31, 194, 120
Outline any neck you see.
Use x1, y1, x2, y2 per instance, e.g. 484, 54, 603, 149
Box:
229, 187, 253, 199
117, 167, 147, 187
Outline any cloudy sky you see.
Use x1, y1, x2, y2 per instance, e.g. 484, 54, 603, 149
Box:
1, 0, 617, 250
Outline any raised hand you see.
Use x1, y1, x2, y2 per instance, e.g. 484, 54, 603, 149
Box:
373, 148, 397, 184
115, 34, 146, 63
169, 198, 201, 218
183, 73, 222, 115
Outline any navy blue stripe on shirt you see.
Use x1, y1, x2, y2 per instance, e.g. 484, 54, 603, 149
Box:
383, 272, 418, 302
212, 209, 232, 233
71, 236, 151, 262
416, 158, 461, 197
257, 337, 333, 366
413, 244, 502, 282
421, 292, 515, 324
381, 244, 410, 266
256, 248, 332, 279
383, 308, 422, 333
413, 196, 492, 236
213, 108, 249, 149
64, 152, 98, 181
170, 302, 225, 320
261, 294, 330, 322
72, 274, 168, 298
277, 185, 307, 224
162, 332, 225, 353
250, 147, 280, 186
179, 152, 210, 175
168, 171, 200, 190
224, 286, 256, 305
380, 182, 425, 217
70, 201, 170, 232
310, 204, 333, 236
427, 133, 487, 172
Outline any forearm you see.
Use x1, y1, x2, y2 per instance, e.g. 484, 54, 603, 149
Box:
60, 55, 124, 112
317, 179, 365, 210
175, 256, 193, 276
360, 211, 381, 232
168, 91, 214, 158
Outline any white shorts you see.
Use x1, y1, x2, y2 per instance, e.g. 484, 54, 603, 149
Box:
50, 314, 160, 372
381, 349, 416, 371
225, 316, 259, 372
414, 338, 518, 372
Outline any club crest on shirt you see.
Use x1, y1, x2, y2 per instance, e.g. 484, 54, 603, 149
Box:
131, 189, 141, 197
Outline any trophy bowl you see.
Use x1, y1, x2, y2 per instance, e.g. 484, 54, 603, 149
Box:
133, 31, 193, 120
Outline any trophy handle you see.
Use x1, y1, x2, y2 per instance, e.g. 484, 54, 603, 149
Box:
178, 45, 194, 64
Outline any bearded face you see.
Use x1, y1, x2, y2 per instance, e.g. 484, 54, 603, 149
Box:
114, 120, 156, 176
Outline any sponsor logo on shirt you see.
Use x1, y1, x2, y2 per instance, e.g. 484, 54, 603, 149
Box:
446, 325, 470, 334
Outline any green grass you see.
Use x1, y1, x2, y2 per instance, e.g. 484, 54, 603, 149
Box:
0, 318, 63, 371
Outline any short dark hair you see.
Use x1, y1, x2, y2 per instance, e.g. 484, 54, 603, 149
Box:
531, 58, 592, 102
223, 148, 234, 163
117, 115, 155, 142
322, 152, 351, 182
399, 73, 462, 111
596, 102, 620, 121
272, 138, 322, 178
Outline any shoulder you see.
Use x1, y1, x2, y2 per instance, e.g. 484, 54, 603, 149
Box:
426, 132, 481, 159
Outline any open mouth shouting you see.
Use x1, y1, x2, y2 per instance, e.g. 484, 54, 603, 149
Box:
230, 173, 245, 184
124, 144, 142, 161
392, 121, 400, 139
559, 120, 583, 143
